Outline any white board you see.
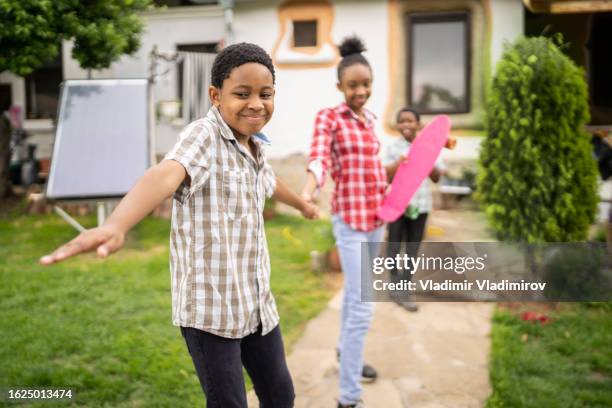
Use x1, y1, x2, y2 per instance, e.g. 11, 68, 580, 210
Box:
46, 79, 150, 199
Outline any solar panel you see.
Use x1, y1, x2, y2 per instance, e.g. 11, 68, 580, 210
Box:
45, 79, 150, 200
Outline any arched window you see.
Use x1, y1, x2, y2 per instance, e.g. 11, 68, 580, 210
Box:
272, 0, 339, 68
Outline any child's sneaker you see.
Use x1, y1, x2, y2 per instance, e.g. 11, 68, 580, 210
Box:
336, 351, 378, 382
398, 300, 419, 312
360, 363, 378, 382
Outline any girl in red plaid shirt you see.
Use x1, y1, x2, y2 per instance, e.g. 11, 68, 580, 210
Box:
301, 36, 387, 408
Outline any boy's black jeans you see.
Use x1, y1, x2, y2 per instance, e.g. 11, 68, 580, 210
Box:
387, 212, 428, 282
180, 324, 295, 408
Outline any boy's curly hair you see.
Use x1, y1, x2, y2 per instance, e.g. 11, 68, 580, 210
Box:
211, 42, 275, 88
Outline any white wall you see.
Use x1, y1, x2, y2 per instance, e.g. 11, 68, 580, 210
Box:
0, 71, 25, 111
62, 5, 225, 155
490, 0, 524, 70
10, 1, 524, 161
234, 0, 391, 158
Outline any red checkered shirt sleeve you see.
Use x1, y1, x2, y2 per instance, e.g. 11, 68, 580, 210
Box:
308, 108, 335, 188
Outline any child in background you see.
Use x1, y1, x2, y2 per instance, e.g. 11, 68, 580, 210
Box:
383, 107, 446, 312
40, 43, 319, 408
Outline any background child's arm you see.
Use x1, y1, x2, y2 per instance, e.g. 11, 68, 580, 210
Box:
429, 155, 447, 183
385, 157, 405, 182
40, 160, 186, 265
302, 109, 334, 201
301, 172, 319, 201
273, 177, 319, 219
388, 158, 444, 183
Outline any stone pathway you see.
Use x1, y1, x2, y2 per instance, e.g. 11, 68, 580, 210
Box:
249, 209, 494, 407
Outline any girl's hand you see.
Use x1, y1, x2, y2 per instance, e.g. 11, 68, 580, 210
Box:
300, 192, 314, 203
300, 202, 320, 220
40, 225, 126, 265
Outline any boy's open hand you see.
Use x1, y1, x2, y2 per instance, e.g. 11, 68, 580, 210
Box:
39, 225, 125, 265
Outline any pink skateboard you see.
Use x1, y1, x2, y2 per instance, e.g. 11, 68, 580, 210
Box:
377, 115, 451, 223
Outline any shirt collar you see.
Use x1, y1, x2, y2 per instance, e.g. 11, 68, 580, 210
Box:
396, 136, 411, 147
337, 102, 377, 123
208, 106, 235, 141
252, 132, 272, 145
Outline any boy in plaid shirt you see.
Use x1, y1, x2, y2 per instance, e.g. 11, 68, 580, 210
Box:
41, 43, 318, 407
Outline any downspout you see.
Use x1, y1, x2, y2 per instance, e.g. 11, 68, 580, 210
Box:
220, 0, 235, 45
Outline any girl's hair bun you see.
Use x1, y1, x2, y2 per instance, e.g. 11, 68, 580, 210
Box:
339, 36, 366, 58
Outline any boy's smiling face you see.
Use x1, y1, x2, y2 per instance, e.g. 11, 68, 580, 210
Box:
209, 62, 275, 139
397, 110, 420, 143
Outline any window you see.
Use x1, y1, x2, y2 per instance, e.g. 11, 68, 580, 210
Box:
293, 20, 318, 47
0, 84, 11, 112
273, 1, 337, 68
406, 12, 470, 114
591, 13, 612, 107
25, 51, 63, 119
176, 43, 218, 102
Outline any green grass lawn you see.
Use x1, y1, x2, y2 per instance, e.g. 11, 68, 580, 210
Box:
0, 209, 335, 407
487, 303, 612, 408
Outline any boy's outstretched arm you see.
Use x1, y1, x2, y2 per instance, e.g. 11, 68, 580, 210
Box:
273, 176, 319, 219
40, 160, 187, 265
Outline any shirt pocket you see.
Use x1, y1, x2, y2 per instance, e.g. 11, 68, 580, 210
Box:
222, 168, 252, 220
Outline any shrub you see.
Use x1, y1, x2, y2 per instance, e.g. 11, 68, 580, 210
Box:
542, 244, 609, 301
477, 35, 598, 242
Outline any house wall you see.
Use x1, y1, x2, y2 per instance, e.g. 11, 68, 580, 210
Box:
3, 0, 525, 163
489, 0, 524, 71
234, 0, 524, 160
0, 5, 225, 160
234, 0, 392, 158
0, 72, 25, 111
0, 70, 57, 161
62, 5, 226, 156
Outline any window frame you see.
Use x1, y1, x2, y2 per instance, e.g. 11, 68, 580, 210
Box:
405, 11, 472, 115
24, 51, 63, 120
176, 42, 218, 104
0, 84, 12, 112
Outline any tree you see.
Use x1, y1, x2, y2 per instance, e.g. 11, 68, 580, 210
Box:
477, 35, 598, 242
0, 0, 153, 197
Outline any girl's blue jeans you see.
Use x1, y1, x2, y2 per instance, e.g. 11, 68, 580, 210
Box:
332, 215, 385, 405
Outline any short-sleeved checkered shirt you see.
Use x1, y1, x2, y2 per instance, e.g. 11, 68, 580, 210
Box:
382, 137, 446, 214
308, 103, 387, 232
163, 106, 278, 339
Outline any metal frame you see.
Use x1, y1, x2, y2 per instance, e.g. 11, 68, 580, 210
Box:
45, 79, 151, 202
